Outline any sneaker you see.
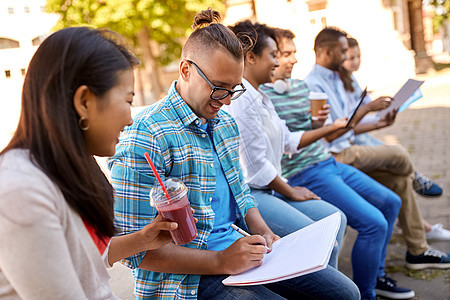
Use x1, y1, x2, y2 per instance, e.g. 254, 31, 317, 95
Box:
406, 247, 450, 270
413, 171, 443, 197
374, 276, 415, 299
426, 223, 450, 241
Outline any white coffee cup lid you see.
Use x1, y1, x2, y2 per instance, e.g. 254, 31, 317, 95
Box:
309, 91, 328, 100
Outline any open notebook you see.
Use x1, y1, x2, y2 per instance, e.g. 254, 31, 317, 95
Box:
222, 212, 341, 286
377, 79, 424, 119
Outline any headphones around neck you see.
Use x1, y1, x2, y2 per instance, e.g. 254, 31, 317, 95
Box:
273, 79, 291, 94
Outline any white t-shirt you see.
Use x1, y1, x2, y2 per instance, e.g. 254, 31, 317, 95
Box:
223, 78, 303, 189
0, 149, 118, 300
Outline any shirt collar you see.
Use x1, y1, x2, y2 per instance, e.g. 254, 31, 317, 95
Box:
313, 64, 339, 81
167, 81, 221, 128
242, 78, 268, 105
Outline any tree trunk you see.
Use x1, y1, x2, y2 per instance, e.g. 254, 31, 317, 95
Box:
134, 68, 145, 107
408, 0, 434, 74
136, 26, 164, 104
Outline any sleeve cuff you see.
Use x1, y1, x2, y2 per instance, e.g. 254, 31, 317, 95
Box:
246, 163, 278, 189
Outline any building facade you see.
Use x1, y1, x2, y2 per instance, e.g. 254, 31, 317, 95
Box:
224, 0, 432, 95
0, 0, 57, 149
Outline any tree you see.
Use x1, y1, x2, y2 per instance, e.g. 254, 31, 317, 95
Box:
46, 0, 224, 104
425, 0, 449, 30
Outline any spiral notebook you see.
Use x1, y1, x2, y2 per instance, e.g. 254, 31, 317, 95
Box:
222, 212, 341, 286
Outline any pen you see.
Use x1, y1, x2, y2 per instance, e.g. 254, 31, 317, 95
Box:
231, 224, 270, 251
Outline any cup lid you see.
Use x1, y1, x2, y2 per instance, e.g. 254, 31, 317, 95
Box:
149, 178, 187, 207
309, 91, 328, 100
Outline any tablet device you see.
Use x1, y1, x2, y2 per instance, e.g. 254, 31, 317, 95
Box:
345, 87, 367, 128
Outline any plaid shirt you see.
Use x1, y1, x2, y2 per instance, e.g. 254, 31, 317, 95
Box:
108, 82, 256, 299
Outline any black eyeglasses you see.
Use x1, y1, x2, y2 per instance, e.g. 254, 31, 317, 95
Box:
186, 60, 246, 100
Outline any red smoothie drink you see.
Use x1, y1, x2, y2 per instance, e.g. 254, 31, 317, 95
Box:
150, 178, 197, 245
158, 194, 197, 245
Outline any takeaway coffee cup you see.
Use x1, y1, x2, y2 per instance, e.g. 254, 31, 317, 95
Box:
309, 91, 328, 117
150, 178, 197, 245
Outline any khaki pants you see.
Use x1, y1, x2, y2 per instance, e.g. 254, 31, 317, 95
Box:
333, 144, 428, 255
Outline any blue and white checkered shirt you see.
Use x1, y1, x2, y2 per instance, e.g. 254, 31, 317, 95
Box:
108, 81, 256, 299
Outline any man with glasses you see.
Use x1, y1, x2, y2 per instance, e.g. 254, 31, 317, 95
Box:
108, 9, 360, 300
185, 60, 246, 101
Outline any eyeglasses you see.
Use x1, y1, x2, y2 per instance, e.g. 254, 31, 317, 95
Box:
186, 60, 246, 101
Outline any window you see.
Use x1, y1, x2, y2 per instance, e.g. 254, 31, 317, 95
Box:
24, 6, 30, 14
32, 35, 48, 46
5, 70, 11, 78
7, 7, 14, 14
40, 6, 46, 12
0, 38, 20, 49
307, 0, 328, 34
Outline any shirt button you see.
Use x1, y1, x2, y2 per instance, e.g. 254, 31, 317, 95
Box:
195, 119, 199, 125
191, 290, 196, 295
210, 163, 214, 168
202, 134, 206, 138
209, 197, 213, 202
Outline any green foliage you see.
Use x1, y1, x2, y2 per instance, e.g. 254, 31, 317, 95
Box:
427, 0, 449, 32
46, 0, 225, 65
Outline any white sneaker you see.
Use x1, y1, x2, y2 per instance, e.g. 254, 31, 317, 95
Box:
426, 224, 450, 241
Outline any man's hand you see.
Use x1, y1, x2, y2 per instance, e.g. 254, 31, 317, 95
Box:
367, 96, 392, 112
289, 186, 320, 201
261, 231, 280, 253
217, 235, 268, 274
331, 118, 349, 130
311, 104, 330, 128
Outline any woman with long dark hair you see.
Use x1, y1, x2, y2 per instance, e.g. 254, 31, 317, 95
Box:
0, 27, 177, 299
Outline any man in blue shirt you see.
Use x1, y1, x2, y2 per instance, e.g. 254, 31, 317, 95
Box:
108, 10, 359, 300
305, 27, 450, 273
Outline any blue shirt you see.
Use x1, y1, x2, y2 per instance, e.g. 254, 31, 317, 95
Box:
305, 64, 355, 153
200, 123, 242, 251
108, 81, 256, 299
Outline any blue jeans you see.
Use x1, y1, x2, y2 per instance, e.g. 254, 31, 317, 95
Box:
198, 266, 360, 299
288, 157, 401, 300
250, 188, 347, 269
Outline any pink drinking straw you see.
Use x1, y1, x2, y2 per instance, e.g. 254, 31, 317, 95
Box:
144, 152, 171, 202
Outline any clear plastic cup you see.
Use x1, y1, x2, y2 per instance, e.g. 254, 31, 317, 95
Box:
149, 178, 197, 245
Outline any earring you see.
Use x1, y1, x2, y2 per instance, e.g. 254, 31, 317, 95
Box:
78, 117, 90, 131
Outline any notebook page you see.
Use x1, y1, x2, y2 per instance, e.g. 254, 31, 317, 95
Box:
222, 212, 341, 286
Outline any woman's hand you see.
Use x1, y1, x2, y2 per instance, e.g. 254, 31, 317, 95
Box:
139, 215, 178, 251
367, 97, 392, 112
376, 110, 397, 129
288, 186, 320, 201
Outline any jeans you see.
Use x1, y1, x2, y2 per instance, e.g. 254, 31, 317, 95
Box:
198, 266, 360, 300
334, 145, 429, 255
288, 157, 401, 300
250, 188, 347, 269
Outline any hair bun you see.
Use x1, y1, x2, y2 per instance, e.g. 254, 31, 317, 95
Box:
192, 9, 221, 30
